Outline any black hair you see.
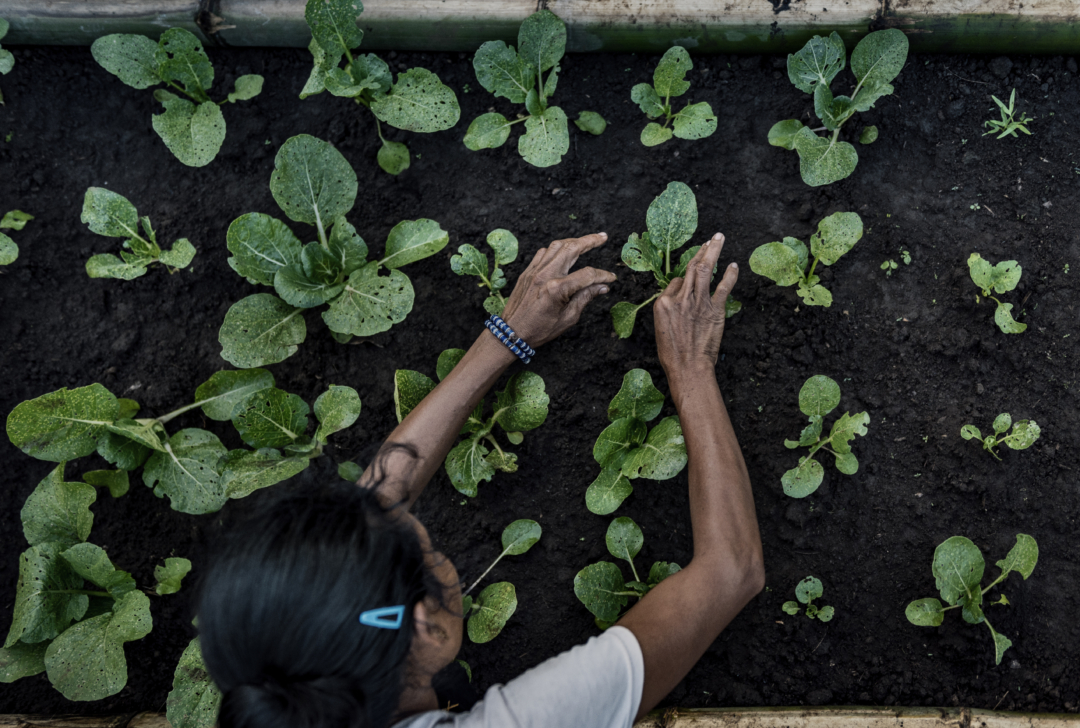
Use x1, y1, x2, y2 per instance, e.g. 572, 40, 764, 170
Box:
196, 469, 447, 728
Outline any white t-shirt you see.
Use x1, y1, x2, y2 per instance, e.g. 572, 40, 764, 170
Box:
394, 626, 644, 728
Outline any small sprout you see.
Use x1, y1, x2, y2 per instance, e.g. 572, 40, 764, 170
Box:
881, 259, 897, 276
906, 534, 1038, 665
0, 209, 32, 231
970, 202, 981, 211
961, 413, 1041, 460
82, 188, 196, 280
782, 576, 834, 622
338, 460, 362, 482
859, 125, 878, 144
967, 253, 1026, 334
631, 46, 716, 147
574, 111, 607, 135
0, 17, 13, 105
749, 211, 864, 307
451, 229, 519, 315
983, 89, 1034, 139
459, 519, 541, 643
0, 207, 31, 267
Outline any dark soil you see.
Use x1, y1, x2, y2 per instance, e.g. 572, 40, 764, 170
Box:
1, 43, 1079, 717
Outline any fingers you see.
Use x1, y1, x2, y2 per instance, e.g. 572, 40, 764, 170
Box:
565, 282, 611, 322
540, 232, 609, 277
712, 261, 740, 303
550, 265, 617, 301
680, 234, 726, 301
662, 276, 684, 298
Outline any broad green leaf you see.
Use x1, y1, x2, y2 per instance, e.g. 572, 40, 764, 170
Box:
995, 534, 1038, 580
370, 68, 460, 133
486, 449, 518, 473
621, 232, 662, 274
219, 294, 307, 369
305, 0, 364, 58
468, 582, 517, 644
152, 98, 225, 168
0, 234, 16, 265
781, 237, 808, 270
787, 32, 846, 94
116, 399, 140, 420
585, 467, 633, 516
0, 209, 33, 230
828, 411, 869, 454
782, 456, 824, 498
323, 262, 414, 336
647, 561, 680, 585
464, 112, 513, 150
992, 413, 1012, 434
226, 213, 303, 286
749, 242, 804, 287
905, 598, 944, 626
608, 369, 664, 422
327, 217, 368, 274
44, 590, 152, 701
994, 302, 1027, 334
960, 424, 982, 441
502, 519, 542, 555
647, 181, 697, 255
793, 126, 858, 187
227, 74, 263, 103
219, 448, 308, 499
611, 300, 645, 339
81, 187, 140, 239
977, 256, 1021, 294
768, 119, 804, 150
621, 416, 687, 481
437, 348, 467, 381
575, 111, 607, 135
852, 79, 894, 112
96, 432, 151, 471
1004, 420, 1040, 450
82, 469, 130, 498
85, 254, 148, 280
5, 543, 88, 648
314, 385, 361, 442
7, 384, 119, 462
817, 606, 835, 622
445, 437, 494, 497
519, 106, 569, 168
606, 517, 643, 562
967, 253, 994, 294
524, 87, 542, 116
672, 102, 716, 140
641, 123, 673, 147
485, 228, 518, 266
21, 465, 95, 548
795, 576, 823, 604
594, 417, 648, 470
270, 134, 357, 227
574, 562, 628, 623
932, 536, 985, 605
378, 139, 410, 175
159, 239, 196, 269
473, 40, 533, 103
193, 369, 275, 421
274, 262, 344, 308
810, 211, 863, 266
653, 46, 692, 97
631, 83, 664, 118
834, 451, 859, 475
0, 641, 48, 683
142, 428, 228, 515
796, 283, 833, 307
338, 461, 362, 482
154, 557, 192, 595
381, 218, 449, 269
349, 53, 392, 94
518, 9, 565, 73
166, 638, 222, 728
61, 543, 135, 599
782, 601, 800, 616
494, 372, 549, 432
787, 416, 822, 449
812, 84, 855, 131
850, 28, 909, 88
157, 29, 213, 95
394, 370, 436, 423
300, 39, 329, 98
798, 375, 841, 417
987, 620, 1012, 665
505, 431, 523, 446
860, 125, 879, 144
232, 388, 309, 449
91, 34, 164, 89
483, 295, 505, 315
451, 244, 488, 279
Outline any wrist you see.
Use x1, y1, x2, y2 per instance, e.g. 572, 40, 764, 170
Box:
664, 362, 719, 401
475, 327, 519, 367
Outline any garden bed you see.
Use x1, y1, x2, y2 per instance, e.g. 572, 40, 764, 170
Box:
1, 42, 1078, 716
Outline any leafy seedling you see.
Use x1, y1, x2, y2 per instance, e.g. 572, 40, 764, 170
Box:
612, 182, 741, 338
81, 188, 195, 279
451, 229, 518, 315
781, 576, 834, 622
961, 413, 1041, 461
906, 534, 1038, 665
631, 46, 716, 147
91, 29, 263, 166
394, 349, 549, 497
465, 9, 603, 167
0, 462, 192, 700
881, 259, 897, 275
968, 253, 1026, 334
768, 29, 909, 186
749, 211, 864, 307
6, 373, 361, 515
574, 517, 681, 628
220, 134, 449, 367
0, 18, 13, 104
0, 208, 31, 267
459, 519, 541, 643
585, 369, 687, 515
1, 209, 31, 230
300, 0, 459, 175
780, 375, 869, 498
983, 89, 1034, 139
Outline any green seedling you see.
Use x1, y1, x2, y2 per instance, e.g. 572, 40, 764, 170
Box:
906, 534, 1038, 665
81, 188, 195, 279
6, 374, 361, 515
781, 375, 869, 498
585, 369, 687, 515
465, 9, 603, 167
968, 253, 1026, 334
220, 134, 449, 368
451, 229, 519, 315
338, 460, 363, 483
0, 209, 31, 230
91, 29, 263, 167
881, 259, 897, 275
612, 182, 741, 338
631, 46, 717, 147
574, 517, 681, 628
782, 576, 835, 622
983, 89, 1034, 139
166, 637, 221, 728
0, 462, 191, 700
0, 208, 32, 266
749, 211, 864, 307
395, 349, 549, 497
0, 18, 13, 104
459, 519, 541, 643
769, 29, 909, 186
300, 0, 459, 175
961, 413, 1041, 461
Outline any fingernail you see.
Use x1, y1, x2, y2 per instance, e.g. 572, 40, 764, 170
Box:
703, 240, 710, 247
730, 262, 739, 269
599, 286, 610, 294
713, 233, 723, 240
599, 232, 608, 238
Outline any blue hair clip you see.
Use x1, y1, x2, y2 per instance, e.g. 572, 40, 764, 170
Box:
359, 605, 405, 629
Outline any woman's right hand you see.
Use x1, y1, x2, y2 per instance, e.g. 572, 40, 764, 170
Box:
500, 232, 617, 347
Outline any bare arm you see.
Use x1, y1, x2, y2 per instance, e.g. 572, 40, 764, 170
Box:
359, 233, 617, 510
615, 235, 765, 719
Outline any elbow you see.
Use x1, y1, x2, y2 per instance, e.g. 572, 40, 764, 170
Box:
745, 559, 766, 599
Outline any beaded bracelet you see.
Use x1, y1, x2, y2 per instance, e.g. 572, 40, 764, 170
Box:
485, 314, 534, 364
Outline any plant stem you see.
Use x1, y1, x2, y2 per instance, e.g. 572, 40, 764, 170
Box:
805, 255, 821, 284
464, 545, 510, 597
164, 80, 203, 104
155, 402, 201, 425
627, 556, 640, 584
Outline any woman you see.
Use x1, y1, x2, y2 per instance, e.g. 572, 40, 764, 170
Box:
197, 232, 765, 728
